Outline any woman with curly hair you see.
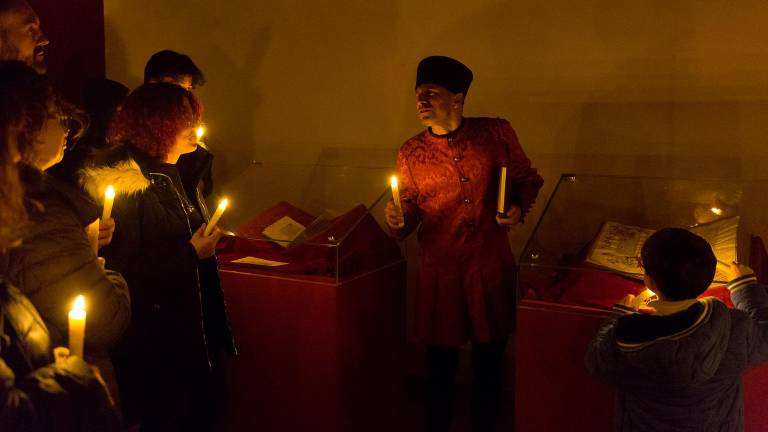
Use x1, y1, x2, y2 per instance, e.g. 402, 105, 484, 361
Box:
80, 82, 236, 431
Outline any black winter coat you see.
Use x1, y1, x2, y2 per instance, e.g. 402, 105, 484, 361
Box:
1, 276, 121, 432
7, 165, 130, 354
80, 145, 236, 425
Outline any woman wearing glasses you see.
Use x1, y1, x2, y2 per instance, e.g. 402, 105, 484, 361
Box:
0, 60, 122, 431
2, 60, 131, 359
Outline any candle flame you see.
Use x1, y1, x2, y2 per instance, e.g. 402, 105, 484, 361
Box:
196, 126, 205, 140
218, 198, 229, 210
390, 176, 398, 188
73, 295, 85, 312
105, 185, 115, 199
711, 207, 723, 216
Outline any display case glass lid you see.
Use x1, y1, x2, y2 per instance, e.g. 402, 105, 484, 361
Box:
519, 174, 768, 288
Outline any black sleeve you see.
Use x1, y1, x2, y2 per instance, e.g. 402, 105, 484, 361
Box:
12, 201, 130, 353
0, 359, 41, 432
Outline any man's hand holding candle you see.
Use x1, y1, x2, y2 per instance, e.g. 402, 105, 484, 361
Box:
385, 200, 405, 229
496, 205, 522, 226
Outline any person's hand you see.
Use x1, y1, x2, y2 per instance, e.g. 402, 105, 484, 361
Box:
618, 294, 639, 311
728, 262, 754, 281
496, 205, 522, 226
190, 223, 223, 259
96, 257, 105, 269
97, 218, 115, 247
385, 200, 405, 229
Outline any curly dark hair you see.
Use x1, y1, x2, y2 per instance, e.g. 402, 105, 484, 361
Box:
0, 60, 52, 249
107, 82, 202, 160
641, 227, 717, 300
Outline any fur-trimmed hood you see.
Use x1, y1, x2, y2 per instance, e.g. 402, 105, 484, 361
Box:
79, 157, 151, 203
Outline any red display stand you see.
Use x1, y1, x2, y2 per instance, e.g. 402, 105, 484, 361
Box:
516, 296, 768, 432
218, 202, 407, 431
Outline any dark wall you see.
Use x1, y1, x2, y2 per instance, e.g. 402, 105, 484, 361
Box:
29, 0, 105, 104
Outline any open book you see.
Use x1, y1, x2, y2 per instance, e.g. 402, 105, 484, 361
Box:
262, 216, 307, 248
586, 216, 739, 283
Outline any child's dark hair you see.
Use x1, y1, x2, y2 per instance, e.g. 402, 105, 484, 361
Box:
641, 227, 716, 300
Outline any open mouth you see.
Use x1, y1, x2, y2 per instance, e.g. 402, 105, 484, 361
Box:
33, 46, 45, 58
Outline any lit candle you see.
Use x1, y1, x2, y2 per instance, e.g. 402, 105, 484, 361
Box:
102, 185, 115, 220
205, 198, 228, 236
497, 166, 507, 214
68, 295, 86, 358
390, 176, 402, 212
196, 125, 205, 143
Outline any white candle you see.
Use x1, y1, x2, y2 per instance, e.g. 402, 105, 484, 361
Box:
205, 198, 228, 236
390, 176, 402, 212
102, 185, 115, 220
497, 166, 507, 214
68, 295, 86, 358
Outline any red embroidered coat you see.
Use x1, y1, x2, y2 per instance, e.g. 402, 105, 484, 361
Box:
393, 117, 543, 346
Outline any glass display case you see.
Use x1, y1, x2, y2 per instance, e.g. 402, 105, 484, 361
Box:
514, 173, 768, 432
517, 173, 768, 310
214, 160, 403, 283
215, 160, 408, 431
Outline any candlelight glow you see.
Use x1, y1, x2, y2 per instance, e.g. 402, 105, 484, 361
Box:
196, 126, 205, 140
711, 207, 723, 216
390, 176, 398, 188
72, 295, 85, 317
218, 198, 229, 210
105, 185, 115, 200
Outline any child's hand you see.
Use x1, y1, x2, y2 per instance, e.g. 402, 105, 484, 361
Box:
728, 262, 754, 281
619, 294, 639, 311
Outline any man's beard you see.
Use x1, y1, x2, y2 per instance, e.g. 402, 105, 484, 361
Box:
0, 38, 46, 73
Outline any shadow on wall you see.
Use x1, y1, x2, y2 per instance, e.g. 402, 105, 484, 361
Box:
103, 17, 138, 87
202, 25, 271, 189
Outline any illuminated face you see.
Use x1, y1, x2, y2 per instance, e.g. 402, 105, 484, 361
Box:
173, 125, 199, 156
0, 1, 49, 73
415, 84, 462, 128
35, 109, 68, 170
159, 75, 194, 91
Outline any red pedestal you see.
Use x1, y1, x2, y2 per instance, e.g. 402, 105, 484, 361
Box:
220, 261, 407, 432
516, 298, 768, 432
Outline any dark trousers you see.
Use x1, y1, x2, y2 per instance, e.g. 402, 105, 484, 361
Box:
425, 339, 508, 432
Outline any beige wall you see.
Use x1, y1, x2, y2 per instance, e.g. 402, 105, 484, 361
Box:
104, 0, 768, 252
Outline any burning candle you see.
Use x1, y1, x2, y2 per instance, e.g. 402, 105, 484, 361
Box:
390, 176, 402, 212
205, 198, 228, 236
497, 167, 507, 214
196, 125, 205, 143
102, 185, 115, 221
68, 295, 86, 358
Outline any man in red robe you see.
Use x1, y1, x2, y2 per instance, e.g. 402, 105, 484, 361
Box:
385, 56, 543, 432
